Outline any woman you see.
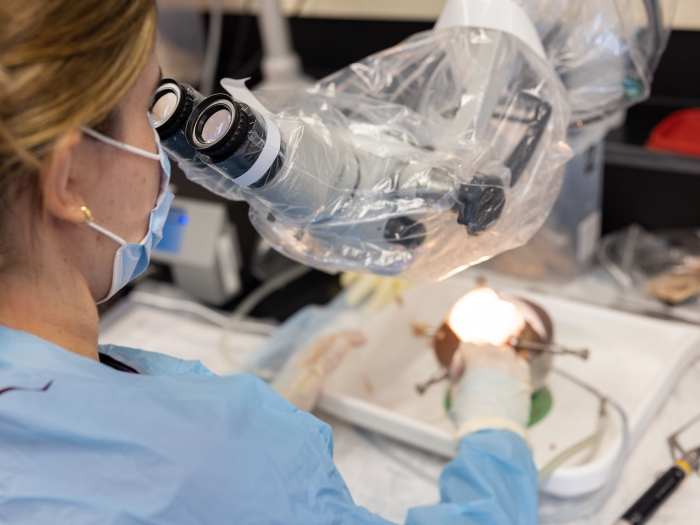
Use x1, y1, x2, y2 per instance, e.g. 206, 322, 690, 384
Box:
0, 0, 537, 523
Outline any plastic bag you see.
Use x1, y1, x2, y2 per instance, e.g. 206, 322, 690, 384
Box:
598, 225, 700, 305
522, 0, 676, 125
158, 0, 676, 282
204, 27, 571, 281
491, 139, 604, 279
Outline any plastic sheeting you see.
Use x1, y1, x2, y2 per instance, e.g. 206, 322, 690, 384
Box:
170, 0, 675, 281
186, 27, 572, 281
523, 0, 676, 125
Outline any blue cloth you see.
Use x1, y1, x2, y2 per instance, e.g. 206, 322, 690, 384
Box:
0, 325, 537, 524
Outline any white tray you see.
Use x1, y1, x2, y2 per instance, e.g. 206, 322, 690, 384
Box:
318, 277, 700, 497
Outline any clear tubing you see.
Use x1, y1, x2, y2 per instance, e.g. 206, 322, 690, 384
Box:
538, 369, 631, 523
218, 264, 312, 369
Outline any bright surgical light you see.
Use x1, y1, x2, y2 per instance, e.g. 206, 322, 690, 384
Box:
448, 287, 525, 345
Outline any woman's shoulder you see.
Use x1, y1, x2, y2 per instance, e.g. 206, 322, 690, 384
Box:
0, 324, 213, 378
1, 325, 333, 457
0, 330, 351, 524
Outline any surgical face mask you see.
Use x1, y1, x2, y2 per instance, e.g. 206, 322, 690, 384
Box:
80, 124, 173, 304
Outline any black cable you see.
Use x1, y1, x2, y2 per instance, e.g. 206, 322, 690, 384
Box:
225, 0, 255, 78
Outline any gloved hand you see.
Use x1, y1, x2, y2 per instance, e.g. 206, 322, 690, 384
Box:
449, 342, 532, 441
272, 331, 366, 412
340, 272, 414, 312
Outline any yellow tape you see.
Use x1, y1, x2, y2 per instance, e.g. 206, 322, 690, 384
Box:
675, 459, 692, 475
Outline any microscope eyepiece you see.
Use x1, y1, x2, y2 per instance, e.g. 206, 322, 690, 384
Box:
186, 94, 251, 162
184, 92, 284, 188
150, 79, 203, 142
200, 109, 232, 143
151, 90, 178, 127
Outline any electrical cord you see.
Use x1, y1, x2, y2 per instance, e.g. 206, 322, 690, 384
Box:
128, 290, 276, 335
227, 0, 313, 81
218, 264, 312, 367
201, 0, 224, 95
226, 0, 254, 78
128, 267, 312, 374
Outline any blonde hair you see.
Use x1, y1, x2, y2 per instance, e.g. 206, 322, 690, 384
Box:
0, 0, 157, 198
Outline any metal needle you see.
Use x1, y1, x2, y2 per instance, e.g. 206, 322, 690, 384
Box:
510, 337, 589, 360
415, 369, 450, 395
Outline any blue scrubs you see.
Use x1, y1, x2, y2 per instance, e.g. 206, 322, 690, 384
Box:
0, 326, 537, 524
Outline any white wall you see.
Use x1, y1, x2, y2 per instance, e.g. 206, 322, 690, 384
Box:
297, 0, 700, 28
163, 0, 700, 30
673, 0, 700, 30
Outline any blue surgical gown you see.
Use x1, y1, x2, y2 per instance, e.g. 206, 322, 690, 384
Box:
0, 325, 537, 524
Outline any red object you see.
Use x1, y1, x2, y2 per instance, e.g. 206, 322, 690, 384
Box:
646, 108, 700, 157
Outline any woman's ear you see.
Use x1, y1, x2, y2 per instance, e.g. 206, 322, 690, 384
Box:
42, 129, 90, 225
